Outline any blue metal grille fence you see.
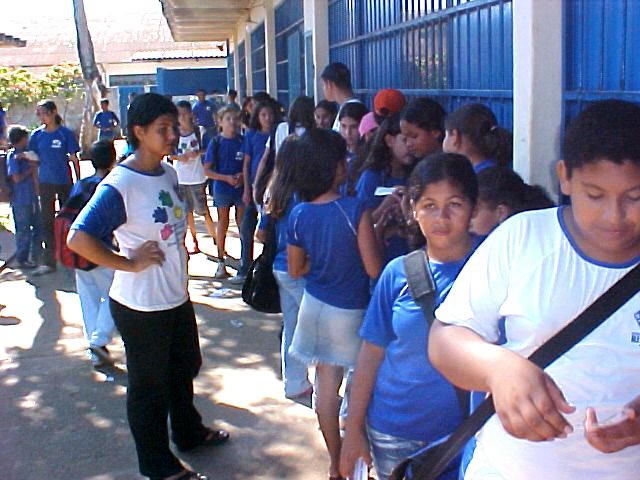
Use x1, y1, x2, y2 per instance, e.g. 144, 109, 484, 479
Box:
251, 23, 267, 92
275, 0, 305, 109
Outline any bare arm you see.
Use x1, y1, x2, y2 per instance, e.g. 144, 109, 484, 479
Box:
340, 341, 384, 477
428, 320, 575, 442
242, 153, 252, 205
67, 230, 164, 273
287, 244, 310, 278
252, 147, 271, 200
357, 209, 383, 279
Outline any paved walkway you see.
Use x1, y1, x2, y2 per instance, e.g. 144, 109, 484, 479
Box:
0, 200, 329, 480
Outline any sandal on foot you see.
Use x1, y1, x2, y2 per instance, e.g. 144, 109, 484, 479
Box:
176, 471, 208, 480
176, 428, 230, 452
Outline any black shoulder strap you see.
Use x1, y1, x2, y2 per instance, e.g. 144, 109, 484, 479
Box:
403, 250, 470, 418
392, 261, 640, 480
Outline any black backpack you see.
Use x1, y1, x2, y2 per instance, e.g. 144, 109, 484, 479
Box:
241, 223, 281, 314
0, 151, 13, 202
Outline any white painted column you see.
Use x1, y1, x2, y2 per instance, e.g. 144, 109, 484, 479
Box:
264, 0, 278, 97
232, 32, 241, 95
512, 0, 563, 197
245, 23, 254, 96
304, 0, 329, 101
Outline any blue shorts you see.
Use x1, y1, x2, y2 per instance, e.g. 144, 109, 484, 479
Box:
213, 190, 244, 208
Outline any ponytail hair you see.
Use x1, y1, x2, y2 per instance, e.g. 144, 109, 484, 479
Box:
444, 103, 512, 168
37, 99, 62, 125
477, 167, 554, 214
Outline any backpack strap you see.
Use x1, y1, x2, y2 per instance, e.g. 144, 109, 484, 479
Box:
403, 249, 470, 418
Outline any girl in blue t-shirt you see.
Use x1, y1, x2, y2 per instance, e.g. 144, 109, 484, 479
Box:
340, 153, 483, 480
442, 103, 512, 173
257, 136, 312, 401
356, 114, 414, 263
204, 106, 245, 278
232, 101, 275, 284
67, 93, 228, 480
399, 97, 446, 161
29, 99, 81, 274
287, 128, 383, 480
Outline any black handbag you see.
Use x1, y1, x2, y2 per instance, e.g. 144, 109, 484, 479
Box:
393, 251, 640, 480
241, 224, 282, 314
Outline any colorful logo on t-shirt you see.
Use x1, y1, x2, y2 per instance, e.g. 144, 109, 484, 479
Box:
154, 189, 185, 247
159, 190, 173, 207
161, 224, 174, 240
51, 139, 62, 149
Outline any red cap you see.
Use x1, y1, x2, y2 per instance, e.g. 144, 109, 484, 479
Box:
373, 89, 407, 117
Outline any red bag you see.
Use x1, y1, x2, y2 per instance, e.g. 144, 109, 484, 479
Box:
54, 178, 100, 271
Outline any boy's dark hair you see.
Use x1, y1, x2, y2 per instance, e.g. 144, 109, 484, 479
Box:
338, 101, 369, 124
266, 135, 302, 219
408, 152, 478, 247
445, 103, 512, 168
288, 95, 316, 132
126, 93, 178, 149
400, 97, 446, 141
196, 88, 206, 95
315, 100, 338, 116
90, 140, 116, 170
321, 62, 352, 90
563, 99, 640, 176
477, 167, 554, 213
228, 89, 238, 97
249, 101, 275, 131
296, 128, 347, 201
176, 100, 192, 111
8, 125, 29, 145
253, 91, 271, 103
100, 98, 109, 105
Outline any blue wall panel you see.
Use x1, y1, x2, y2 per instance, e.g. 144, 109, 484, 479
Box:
227, 52, 235, 93
564, 0, 640, 122
118, 85, 145, 134
275, 0, 304, 109
328, 0, 513, 129
156, 68, 227, 96
251, 23, 267, 93
238, 41, 247, 98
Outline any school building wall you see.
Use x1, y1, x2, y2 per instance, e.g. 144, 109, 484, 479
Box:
221, 0, 640, 198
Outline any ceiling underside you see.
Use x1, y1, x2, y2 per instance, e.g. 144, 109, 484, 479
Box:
160, 0, 254, 42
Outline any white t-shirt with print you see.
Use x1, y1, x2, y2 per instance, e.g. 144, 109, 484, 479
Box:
265, 121, 307, 154
174, 131, 206, 185
105, 164, 188, 311
435, 207, 640, 480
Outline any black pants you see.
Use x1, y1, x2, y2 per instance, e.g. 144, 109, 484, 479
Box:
110, 299, 208, 478
39, 182, 71, 267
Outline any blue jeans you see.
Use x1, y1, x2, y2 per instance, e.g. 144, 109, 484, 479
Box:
75, 266, 115, 348
273, 269, 310, 397
367, 424, 459, 480
238, 201, 258, 275
12, 203, 40, 263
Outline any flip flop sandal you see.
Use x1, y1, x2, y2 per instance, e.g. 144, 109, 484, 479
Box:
177, 428, 230, 452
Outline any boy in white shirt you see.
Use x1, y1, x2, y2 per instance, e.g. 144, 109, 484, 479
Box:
429, 99, 640, 480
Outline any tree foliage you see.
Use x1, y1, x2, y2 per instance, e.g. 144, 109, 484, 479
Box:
0, 63, 83, 109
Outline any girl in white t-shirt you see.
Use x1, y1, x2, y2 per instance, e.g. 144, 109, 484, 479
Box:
68, 93, 228, 480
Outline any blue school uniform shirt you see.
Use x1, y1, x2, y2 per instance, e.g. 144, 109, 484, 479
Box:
28, 126, 80, 184
6, 149, 35, 207
360, 238, 482, 441
204, 134, 244, 198
260, 196, 300, 273
287, 196, 370, 309
242, 129, 270, 184
355, 168, 407, 210
192, 100, 216, 128
93, 111, 119, 130
473, 159, 496, 173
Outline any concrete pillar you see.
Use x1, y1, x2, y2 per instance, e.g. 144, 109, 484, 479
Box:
264, 0, 278, 97
304, 0, 329, 101
232, 32, 241, 95
245, 23, 254, 96
512, 0, 563, 197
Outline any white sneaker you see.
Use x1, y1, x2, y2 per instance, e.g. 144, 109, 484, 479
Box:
214, 261, 229, 279
31, 265, 55, 276
228, 274, 246, 285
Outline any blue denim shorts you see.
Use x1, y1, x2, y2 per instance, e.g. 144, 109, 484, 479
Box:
179, 183, 208, 215
213, 190, 244, 208
366, 424, 428, 480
